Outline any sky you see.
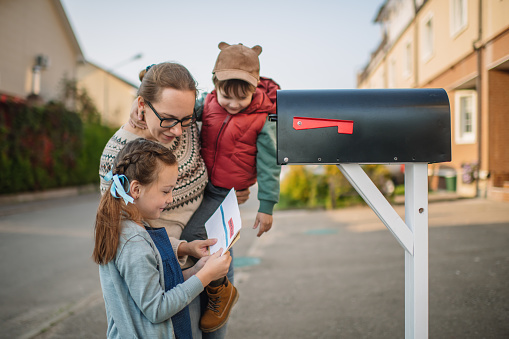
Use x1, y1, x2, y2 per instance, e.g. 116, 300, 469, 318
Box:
60, 0, 384, 94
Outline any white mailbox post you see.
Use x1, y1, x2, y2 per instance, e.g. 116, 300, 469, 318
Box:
337, 163, 428, 338
272, 89, 452, 339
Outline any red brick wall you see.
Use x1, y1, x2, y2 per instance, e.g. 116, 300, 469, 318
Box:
488, 69, 509, 187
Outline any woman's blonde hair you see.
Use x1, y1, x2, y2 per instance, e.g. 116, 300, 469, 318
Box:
138, 62, 198, 102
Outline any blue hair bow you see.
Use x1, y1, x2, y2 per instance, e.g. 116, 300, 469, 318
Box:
146, 64, 156, 72
104, 171, 134, 205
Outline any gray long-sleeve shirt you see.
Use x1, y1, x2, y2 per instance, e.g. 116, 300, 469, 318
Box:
99, 220, 203, 338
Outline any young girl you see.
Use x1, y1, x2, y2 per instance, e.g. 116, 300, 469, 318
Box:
93, 138, 231, 339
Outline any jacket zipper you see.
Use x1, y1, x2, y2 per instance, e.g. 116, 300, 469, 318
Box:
210, 114, 232, 179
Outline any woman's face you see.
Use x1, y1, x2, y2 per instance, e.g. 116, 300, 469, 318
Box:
140, 88, 196, 145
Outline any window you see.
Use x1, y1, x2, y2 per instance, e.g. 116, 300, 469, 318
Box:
450, 0, 467, 37
404, 41, 412, 77
454, 90, 477, 144
422, 13, 434, 61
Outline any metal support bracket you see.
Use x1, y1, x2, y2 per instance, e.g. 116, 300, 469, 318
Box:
337, 163, 428, 339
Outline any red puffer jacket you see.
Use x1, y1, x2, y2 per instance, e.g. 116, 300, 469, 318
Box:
200, 77, 279, 189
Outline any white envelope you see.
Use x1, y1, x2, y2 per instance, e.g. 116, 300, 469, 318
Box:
204, 188, 242, 255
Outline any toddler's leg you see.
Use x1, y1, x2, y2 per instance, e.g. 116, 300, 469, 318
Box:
181, 182, 229, 243
201, 249, 237, 337
181, 183, 238, 335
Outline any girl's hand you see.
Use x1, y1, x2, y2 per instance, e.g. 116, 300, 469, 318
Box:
192, 256, 210, 274
253, 212, 273, 237
187, 239, 217, 258
128, 99, 148, 129
195, 250, 231, 286
183, 255, 209, 281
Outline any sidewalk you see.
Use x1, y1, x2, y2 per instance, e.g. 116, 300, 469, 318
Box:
0, 184, 98, 217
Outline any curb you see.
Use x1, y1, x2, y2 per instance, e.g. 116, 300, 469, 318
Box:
0, 184, 98, 205
392, 191, 461, 205
0, 184, 99, 217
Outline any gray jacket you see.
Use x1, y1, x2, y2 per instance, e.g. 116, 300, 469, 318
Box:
99, 220, 203, 338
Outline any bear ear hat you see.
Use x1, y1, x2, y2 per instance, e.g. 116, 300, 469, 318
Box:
218, 42, 230, 50
217, 41, 262, 56
251, 45, 262, 56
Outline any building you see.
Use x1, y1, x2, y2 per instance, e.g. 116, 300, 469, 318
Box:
0, 0, 83, 103
358, 0, 509, 201
76, 61, 138, 127
0, 0, 137, 127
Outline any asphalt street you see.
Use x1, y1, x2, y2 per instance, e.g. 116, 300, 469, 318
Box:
0, 190, 508, 338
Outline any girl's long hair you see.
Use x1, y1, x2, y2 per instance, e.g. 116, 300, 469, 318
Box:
93, 138, 177, 265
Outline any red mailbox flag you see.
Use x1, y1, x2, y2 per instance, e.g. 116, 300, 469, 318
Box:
293, 117, 354, 134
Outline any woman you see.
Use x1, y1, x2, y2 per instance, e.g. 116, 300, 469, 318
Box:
100, 63, 208, 243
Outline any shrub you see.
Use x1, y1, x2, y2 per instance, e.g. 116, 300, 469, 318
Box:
278, 164, 392, 210
0, 100, 115, 194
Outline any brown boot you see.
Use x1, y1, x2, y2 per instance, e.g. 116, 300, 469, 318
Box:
200, 277, 239, 332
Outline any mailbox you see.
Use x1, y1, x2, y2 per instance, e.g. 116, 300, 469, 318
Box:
273, 88, 451, 165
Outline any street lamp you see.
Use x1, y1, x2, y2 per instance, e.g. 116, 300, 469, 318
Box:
104, 53, 143, 125
109, 53, 143, 70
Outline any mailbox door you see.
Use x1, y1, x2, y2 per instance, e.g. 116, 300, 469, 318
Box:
276, 88, 451, 164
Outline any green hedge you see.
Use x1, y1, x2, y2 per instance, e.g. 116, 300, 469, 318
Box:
278, 164, 392, 210
0, 101, 116, 194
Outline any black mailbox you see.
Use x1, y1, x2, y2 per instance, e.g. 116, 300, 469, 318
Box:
273, 88, 451, 165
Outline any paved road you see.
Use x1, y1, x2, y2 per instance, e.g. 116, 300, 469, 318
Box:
0, 193, 102, 339
1, 192, 508, 338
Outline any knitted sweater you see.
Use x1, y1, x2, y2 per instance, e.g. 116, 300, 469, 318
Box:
99, 124, 208, 240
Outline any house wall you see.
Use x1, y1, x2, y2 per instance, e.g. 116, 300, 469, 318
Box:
484, 0, 509, 40
357, 0, 509, 200
77, 63, 138, 127
0, 0, 81, 101
383, 0, 415, 46
417, 0, 480, 87
0, 0, 137, 128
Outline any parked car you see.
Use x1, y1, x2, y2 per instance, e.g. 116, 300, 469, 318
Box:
381, 164, 405, 195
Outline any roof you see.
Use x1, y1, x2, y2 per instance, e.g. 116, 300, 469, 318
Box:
374, 0, 388, 23
51, 0, 84, 62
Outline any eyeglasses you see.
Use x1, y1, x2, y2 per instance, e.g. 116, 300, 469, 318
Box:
145, 100, 196, 128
